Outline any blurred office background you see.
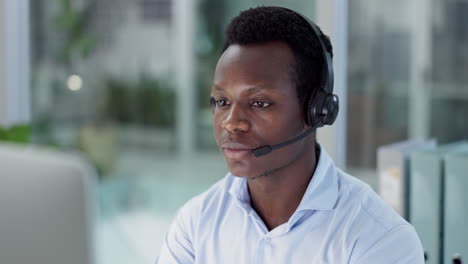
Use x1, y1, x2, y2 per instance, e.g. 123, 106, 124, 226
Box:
0, 0, 467, 263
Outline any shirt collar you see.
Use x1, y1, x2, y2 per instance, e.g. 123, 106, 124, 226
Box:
227, 145, 339, 212
296, 145, 338, 211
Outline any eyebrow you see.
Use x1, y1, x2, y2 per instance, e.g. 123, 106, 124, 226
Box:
212, 84, 274, 94
212, 84, 224, 91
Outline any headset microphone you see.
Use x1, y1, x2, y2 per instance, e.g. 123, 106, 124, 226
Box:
251, 121, 322, 158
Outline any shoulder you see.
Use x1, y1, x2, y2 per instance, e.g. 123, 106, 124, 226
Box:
333, 169, 424, 262
336, 170, 404, 230
157, 175, 234, 263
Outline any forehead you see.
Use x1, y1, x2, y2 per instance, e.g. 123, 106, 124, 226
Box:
213, 41, 296, 93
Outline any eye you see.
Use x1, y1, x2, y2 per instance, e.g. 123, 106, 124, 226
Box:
216, 99, 230, 107
251, 101, 271, 108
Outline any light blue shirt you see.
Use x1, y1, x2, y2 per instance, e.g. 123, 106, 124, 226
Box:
157, 147, 424, 263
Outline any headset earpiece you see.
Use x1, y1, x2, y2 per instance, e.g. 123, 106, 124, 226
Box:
323, 93, 339, 125
307, 90, 339, 126
306, 88, 339, 127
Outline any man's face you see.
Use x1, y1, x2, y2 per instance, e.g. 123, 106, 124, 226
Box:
211, 41, 308, 178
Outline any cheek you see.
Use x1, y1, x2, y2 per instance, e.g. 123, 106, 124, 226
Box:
257, 112, 303, 141
212, 114, 224, 142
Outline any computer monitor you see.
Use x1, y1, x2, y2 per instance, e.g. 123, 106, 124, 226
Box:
0, 142, 96, 264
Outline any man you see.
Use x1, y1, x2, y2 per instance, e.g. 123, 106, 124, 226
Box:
157, 6, 424, 263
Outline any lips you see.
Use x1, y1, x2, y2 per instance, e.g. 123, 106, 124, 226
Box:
223, 148, 252, 159
221, 142, 255, 159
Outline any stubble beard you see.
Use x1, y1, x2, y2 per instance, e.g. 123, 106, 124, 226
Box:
246, 148, 303, 180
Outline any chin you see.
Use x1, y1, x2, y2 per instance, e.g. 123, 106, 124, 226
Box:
225, 159, 260, 178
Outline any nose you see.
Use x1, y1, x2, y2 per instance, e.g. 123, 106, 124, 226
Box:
221, 104, 249, 133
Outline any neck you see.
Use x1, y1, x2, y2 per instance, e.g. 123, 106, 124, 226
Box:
247, 144, 319, 231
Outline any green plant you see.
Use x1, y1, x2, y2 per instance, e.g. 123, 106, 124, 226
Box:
104, 74, 175, 127
0, 125, 31, 143
54, 0, 96, 66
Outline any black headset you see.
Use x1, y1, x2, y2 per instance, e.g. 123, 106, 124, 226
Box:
249, 8, 340, 157
281, 7, 339, 128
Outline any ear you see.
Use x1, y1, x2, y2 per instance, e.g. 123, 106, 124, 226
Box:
303, 122, 310, 129
300, 106, 310, 129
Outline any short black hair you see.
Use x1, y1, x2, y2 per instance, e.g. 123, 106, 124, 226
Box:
222, 6, 333, 110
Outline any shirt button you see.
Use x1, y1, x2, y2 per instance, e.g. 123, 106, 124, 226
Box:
264, 237, 270, 242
